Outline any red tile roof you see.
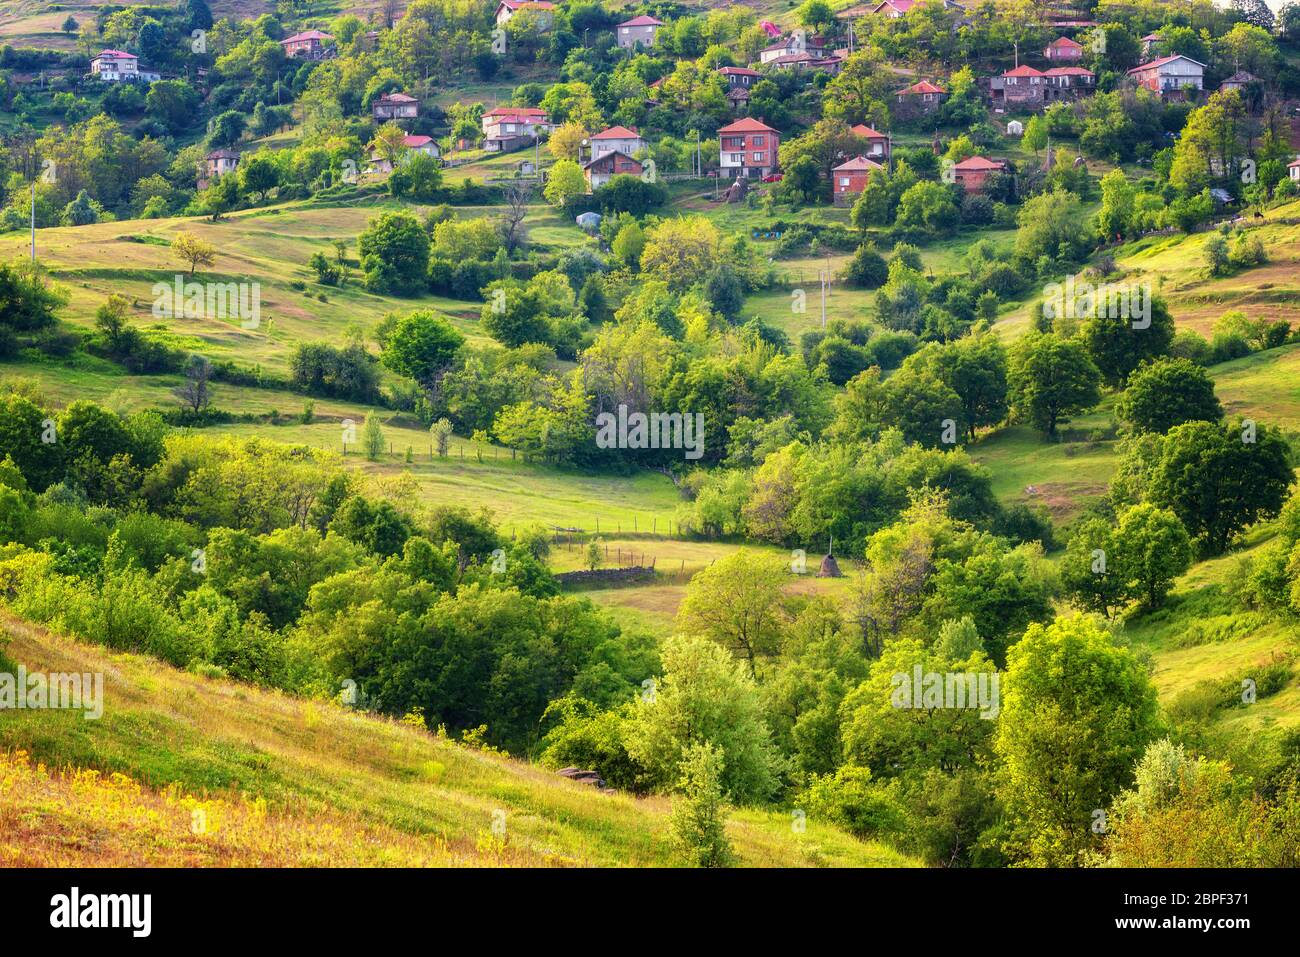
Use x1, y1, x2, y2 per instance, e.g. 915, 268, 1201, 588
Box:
1128, 54, 1207, 73
833, 156, 883, 172
851, 123, 888, 139
897, 80, 946, 95
619, 15, 663, 26
1043, 66, 1095, 76
1048, 36, 1083, 49
95, 49, 137, 59
952, 156, 1006, 171
1002, 65, 1044, 78
718, 66, 761, 76
718, 117, 779, 134
281, 30, 333, 43
591, 125, 641, 139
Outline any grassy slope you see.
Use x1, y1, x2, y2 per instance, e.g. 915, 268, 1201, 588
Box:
0, 612, 916, 867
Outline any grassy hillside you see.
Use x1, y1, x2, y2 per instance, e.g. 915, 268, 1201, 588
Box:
0, 612, 915, 867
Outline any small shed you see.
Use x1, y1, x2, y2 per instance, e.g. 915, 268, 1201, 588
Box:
575, 211, 602, 232
1006, 119, 1024, 136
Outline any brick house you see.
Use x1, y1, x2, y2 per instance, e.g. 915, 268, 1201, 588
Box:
832, 156, 883, 205
994, 65, 1046, 105
850, 123, 892, 163
1127, 54, 1205, 100
482, 106, 552, 152
1044, 36, 1084, 62
279, 30, 334, 59
372, 92, 418, 122
616, 15, 663, 49
950, 155, 1007, 193
583, 150, 643, 190
718, 117, 780, 179
759, 34, 830, 64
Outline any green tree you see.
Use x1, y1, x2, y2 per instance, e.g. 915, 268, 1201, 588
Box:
1112, 503, 1192, 609
362, 412, 385, 460
358, 211, 430, 295
1147, 419, 1292, 555
1008, 334, 1101, 439
995, 616, 1161, 866
1116, 357, 1222, 434
543, 159, 587, 208
381, 311, 465, 389
625, 633, 784, 803
1079, 294, 1175, 387
676, 550, 788, 676
668, 742, 736, 867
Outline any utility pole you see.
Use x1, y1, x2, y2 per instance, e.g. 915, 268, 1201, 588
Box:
819, 268, 828, 328
30, 182, 36, 263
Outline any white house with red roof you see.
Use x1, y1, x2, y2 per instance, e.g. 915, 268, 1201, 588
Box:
1044, 36, 1084, 62
851, 123, 892, 162
1289, 156, 1300, 183
482, 106, 552, 152
90, 49, 159, 83
590, 126, 646, 159
494, 1, 557, 28
368, 134, 441, 173
1127, 54, 1204, 99
759, 33, 830, 64
280, 30, 334, 58
617, 15, 663, 48
719, 117, 780, 179
90, 50, 138, 81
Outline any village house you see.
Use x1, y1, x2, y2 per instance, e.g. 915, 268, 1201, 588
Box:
482, 106, 552, 152
850, 123, 892, 163
1289, 157, 1300, 183
372, 92, 418, 122
950, 156, 1007, 193
1043, 66, 1096, 98
994, 64, 1046, 105
1044, 36, 1084, 63
590, 126, 646, 160
719, 117, 780, 179
832, 156, 883, 205
766, 50, 844, 75
89, 50, 159, 83
718, 66, 761, 91
759, 34, 830, 64
1140, 33, 1162, 58
198, 149, 238, 189
583, 150, 643, 190
369, 135, 440, 174
494, 1, 556, 29
870, 0, 915, 17
894, 80, 948, 116
616, 15, 663, 49
1127, 54, 1205, 99
1220, 70, 1259, 93
279, 30, 334, 59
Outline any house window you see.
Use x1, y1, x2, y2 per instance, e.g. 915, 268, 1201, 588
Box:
621, 27, 628, 33
839, 177, 850, 187
753, 152, 764, 162
753, 136, 764, 146
729, 153, 743, 163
